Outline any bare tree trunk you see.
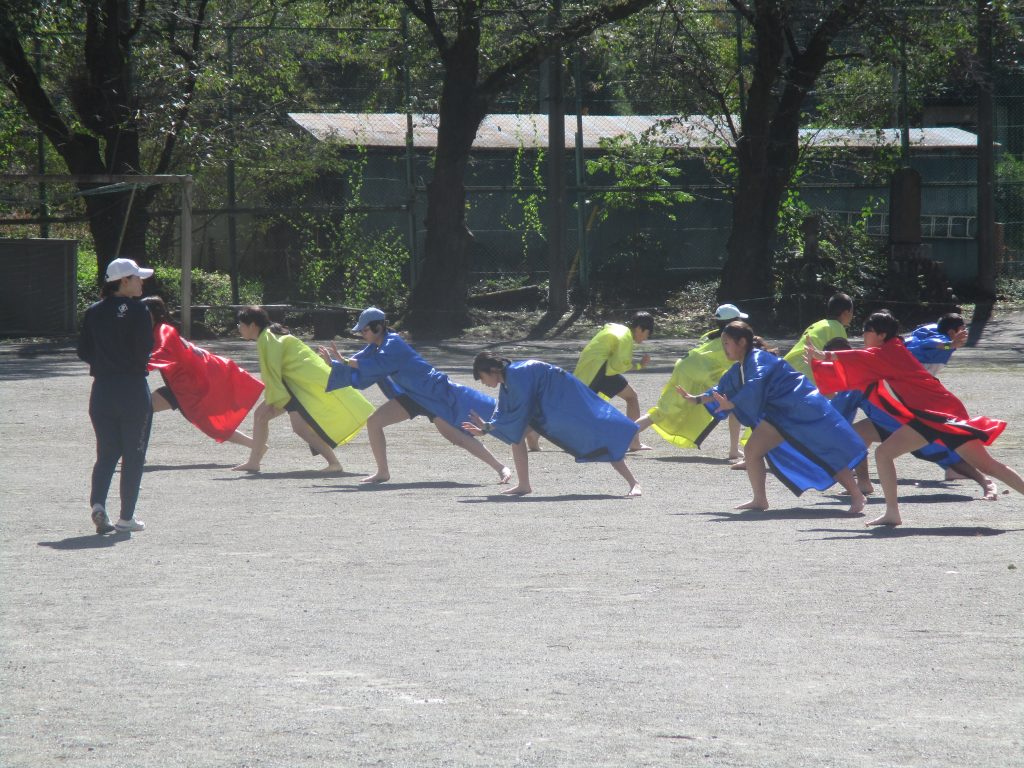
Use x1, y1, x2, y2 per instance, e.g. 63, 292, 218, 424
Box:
2, 0, 205, 281
716, 0, 865, 313
406, 46, 485, 337
399, 0, 660, 337
720, 168, 787, 305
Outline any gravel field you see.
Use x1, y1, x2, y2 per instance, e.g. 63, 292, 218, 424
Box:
2, 313, 1023, 767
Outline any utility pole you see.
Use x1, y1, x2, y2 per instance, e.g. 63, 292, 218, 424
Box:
975, 0, 996, 301
545, 0, 568, 318
226, 28, 240, 304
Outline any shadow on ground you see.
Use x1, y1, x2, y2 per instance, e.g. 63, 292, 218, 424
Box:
459, 493, 627, 503
38, 532, 133, 550
800, 526, 1015, 539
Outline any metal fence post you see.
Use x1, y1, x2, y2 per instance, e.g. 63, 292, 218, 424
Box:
181, 176, 194, 337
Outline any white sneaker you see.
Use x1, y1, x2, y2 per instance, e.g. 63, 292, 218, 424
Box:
91, 504, 115, 535
115, 517, 146, 532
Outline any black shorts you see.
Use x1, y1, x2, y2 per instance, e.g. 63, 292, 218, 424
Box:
588, 362, 628, 399
282, 391, 338, 449
906, 419, 974, 451
153, 385, 180, 411
395, 393, 437, 422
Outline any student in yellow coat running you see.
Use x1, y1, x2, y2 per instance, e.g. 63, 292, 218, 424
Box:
573, 312, 653, 452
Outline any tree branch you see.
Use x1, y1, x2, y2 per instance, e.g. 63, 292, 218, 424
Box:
725, 0, 755, 26
780, 0, 867, 117
403, 0, 450, 53
479, 0, 659, 101
0, 7, 85, 161
784, 25, 799, 59
147, 0, 209, 193
128, 0, 148, 40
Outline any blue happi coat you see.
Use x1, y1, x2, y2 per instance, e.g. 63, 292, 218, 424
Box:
769, 385, 964, 494
706, 349, 866, 495
484, 360, 638, 462
326, 332, 495, 431
903, 324, 956, 369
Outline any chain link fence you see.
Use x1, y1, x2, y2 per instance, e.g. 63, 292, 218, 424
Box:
2, 12, 1023, 321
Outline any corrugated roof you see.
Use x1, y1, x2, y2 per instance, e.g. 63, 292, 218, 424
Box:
288, 112, 979, 150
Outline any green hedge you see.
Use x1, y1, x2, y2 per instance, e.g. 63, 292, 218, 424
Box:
77, 252, 262, 334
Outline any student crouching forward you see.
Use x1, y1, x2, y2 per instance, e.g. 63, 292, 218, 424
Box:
679, 321, 868, 515
321, 307, 512, 485
235, 306, 374, 472
464, 352, 642, 498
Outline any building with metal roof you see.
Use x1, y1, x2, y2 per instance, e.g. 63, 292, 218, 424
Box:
286, 113, 983, 289
289, 112, 979, 151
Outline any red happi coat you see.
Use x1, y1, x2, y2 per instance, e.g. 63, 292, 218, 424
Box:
811, 337, 1005, 446
148, 323, 264, 441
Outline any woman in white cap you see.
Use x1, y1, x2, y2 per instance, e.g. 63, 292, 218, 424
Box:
634, 303, 748, 461
234, 306, 374, 472
77, 258, 155, 534
318, 307, 512, 485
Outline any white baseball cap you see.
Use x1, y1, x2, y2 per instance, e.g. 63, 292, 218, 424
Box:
104, 258, 154, 282
351, 306, 386, 333
713, 303, 749, 321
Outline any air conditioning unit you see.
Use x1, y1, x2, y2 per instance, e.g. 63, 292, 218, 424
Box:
0, 239, 78, 337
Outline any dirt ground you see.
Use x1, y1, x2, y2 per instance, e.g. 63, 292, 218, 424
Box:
1, 314, 1023, 767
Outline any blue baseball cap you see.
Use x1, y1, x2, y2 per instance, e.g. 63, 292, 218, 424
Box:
351, 306, 386, 332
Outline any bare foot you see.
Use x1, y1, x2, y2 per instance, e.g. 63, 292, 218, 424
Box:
728, 452, 743, 462
501, 485, 532, 496
729, 461, 747, 471
735, 499, 768, 511
626, 483, 642, 497
982, 479, 998, 501
320, 463, 344, 474
231, 443, 267, 472
360, 472, 390, 484
527, 445, 542, 452
944, 468, 969, 481
866, 511, 902, 526
847, 492, 866, 515
498, 466, 512, 484
628, 443, 653, 452
858, 482, 875, 495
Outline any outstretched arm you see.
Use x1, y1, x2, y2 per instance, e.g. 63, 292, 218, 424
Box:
461, 409, 490, 436
316, 341, 343, 365
709, 391, 734, 412
803, 335, 829, 368
675, 385, 708, 405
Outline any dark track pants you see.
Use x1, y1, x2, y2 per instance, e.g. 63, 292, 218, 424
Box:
89, 377, 152, 519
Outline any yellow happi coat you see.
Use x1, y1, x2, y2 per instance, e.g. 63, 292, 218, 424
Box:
782, 318, 847, 382
573, 323, 637, 392
647, 330, 732, 449
257, 328, 373, 446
